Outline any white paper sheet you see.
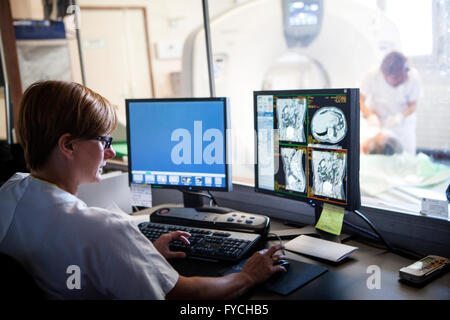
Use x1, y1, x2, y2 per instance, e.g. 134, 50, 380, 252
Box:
131, 183, 152, 208
285, 235, 358, 262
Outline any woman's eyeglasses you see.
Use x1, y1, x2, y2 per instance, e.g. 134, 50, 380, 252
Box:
95, 136, 113, 149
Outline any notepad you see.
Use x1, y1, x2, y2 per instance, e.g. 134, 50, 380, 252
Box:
285, 235, 358, 262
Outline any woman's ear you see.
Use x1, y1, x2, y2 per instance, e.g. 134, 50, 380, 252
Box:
58, 133, 76, 160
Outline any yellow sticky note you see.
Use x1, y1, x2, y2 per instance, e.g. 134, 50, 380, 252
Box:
315, 203, 345, 235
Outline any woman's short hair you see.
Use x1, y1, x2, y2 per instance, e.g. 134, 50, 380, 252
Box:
17, 81, 118, 170
380, 51, 409, 78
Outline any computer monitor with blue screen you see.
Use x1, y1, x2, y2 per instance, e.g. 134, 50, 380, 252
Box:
254, 89, 361, 225
126, 98, 232, 208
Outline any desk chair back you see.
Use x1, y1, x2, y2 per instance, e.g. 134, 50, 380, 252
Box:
0, 253, 45, 300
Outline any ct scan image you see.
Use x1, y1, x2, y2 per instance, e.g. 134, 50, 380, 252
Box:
276, 98, 306, 143
311, 150, 346, 200
281, 147, 306, 193
311, 107, 347, 144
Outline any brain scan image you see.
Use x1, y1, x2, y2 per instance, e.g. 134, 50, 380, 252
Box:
311, 150, 346, 200
311, 107, 347, 144
281, 148, 306, 193
276, 98, 306, 143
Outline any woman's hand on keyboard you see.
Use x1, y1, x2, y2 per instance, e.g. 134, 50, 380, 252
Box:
153, 231, 191, 259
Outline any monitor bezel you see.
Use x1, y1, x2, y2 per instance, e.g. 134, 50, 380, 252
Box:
125, 97, 232, 192
253, 88, 361, 211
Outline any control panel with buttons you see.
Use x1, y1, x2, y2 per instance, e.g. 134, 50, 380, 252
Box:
150, 207, 270, 236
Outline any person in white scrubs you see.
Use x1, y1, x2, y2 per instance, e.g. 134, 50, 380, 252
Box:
360, 51, 423, 154
0, 81, 286, 299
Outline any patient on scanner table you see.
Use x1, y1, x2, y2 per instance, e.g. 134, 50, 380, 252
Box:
359, 115, 450, 209
361, 129, 403, 155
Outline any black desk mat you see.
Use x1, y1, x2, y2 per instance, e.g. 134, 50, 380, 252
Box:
223, 258, 328, 296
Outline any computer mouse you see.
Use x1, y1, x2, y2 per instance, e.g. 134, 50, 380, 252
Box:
275, 259, 290, 271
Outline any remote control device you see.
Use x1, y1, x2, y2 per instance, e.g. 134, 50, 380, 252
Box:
150, 207, 270, 236
399, 255, 449, 284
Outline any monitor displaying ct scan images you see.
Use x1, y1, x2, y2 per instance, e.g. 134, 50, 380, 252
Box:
254, 88, 360, 210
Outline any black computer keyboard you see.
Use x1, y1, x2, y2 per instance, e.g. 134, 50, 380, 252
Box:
138, 222, 261, 262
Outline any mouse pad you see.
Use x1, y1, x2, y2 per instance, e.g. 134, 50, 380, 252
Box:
223, 259, 328, 296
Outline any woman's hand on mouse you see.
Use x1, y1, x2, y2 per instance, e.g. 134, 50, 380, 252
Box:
239, 244, 287, 286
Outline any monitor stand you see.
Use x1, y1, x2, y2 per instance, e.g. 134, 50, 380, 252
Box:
182, 191, 232, 213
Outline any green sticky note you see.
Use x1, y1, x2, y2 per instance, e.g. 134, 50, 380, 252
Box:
315, 203, 345, 235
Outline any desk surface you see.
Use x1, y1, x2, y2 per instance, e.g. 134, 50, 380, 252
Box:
132, 211, 449, 300
258, 232, 450, 300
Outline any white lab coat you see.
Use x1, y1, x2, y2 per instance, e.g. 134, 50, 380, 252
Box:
0, 173, 179, 299
360, 68, 423, 154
